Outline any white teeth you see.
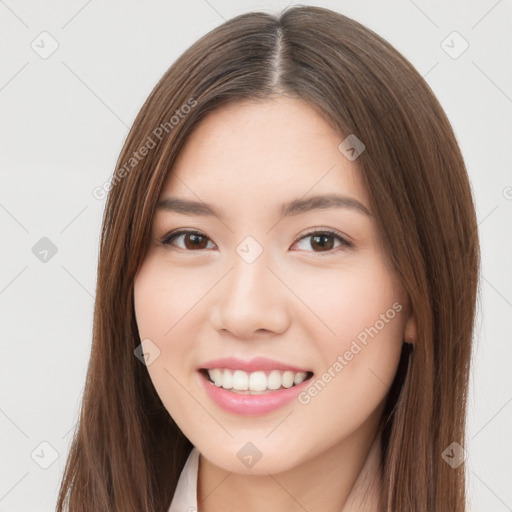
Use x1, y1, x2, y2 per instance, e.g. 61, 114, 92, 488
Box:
232, 370, 248, 390
294, 372, 307, 385
222, 369, 233, 389
249, 371, 267, 391
206, 368, 309, 392
282, 371, 294, 388
209, 368, 223, 387
267, 370, 282, 390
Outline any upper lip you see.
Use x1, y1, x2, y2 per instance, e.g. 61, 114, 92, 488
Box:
198, 356, 312, 374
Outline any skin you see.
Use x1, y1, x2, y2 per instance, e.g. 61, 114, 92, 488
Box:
134, 95, 417, 512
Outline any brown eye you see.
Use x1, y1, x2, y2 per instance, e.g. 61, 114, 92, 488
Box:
292, 230, 353, 254
161, 230, 215, 251
310, 233, 335, 251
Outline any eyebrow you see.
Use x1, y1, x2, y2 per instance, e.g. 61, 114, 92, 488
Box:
156, 193, 372, 219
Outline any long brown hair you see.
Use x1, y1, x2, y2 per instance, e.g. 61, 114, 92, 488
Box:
56, 5, 480, 511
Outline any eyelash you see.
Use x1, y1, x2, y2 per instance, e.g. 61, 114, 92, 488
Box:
159, 228, 354, 255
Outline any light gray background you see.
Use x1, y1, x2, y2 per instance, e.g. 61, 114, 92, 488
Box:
1, 1, 511, 510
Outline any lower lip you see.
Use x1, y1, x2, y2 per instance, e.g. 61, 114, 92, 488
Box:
198, 371, 313, 416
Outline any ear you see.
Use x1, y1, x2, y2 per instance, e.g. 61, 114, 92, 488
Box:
403, 309, 417, 345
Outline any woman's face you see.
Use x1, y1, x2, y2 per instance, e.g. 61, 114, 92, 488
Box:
134, 95, 414, 474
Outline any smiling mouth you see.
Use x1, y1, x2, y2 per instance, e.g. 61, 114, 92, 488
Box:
199, 368, 314, 394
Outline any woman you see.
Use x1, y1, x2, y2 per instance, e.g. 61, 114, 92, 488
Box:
56, 5, 480, 511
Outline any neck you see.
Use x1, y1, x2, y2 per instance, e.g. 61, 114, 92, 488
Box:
197, 418, 383, 512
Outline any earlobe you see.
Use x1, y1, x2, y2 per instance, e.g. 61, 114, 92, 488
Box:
403, 312, 417, 345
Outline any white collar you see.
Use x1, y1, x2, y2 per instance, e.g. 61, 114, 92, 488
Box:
167, 446, 200, 512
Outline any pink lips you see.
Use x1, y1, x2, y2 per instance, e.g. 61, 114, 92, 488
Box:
197, 356, 311, 373
196, 356, 313, 416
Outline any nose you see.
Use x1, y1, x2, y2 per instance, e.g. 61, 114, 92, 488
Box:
210, 255, 290, 340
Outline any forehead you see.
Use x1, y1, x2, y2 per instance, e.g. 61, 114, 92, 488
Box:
160, 96, 369, 215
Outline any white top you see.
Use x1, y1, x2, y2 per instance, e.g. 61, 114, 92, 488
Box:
167, 446, 200, 512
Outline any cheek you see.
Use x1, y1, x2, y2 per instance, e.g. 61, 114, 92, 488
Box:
134, 254, 211, 344
133, 256, 192, 383
133, 257, 205, 425
133, 252, 215, 373
287, 259, 404, 348
291, 258, 405, 405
